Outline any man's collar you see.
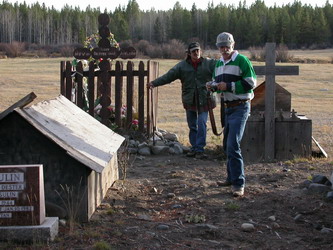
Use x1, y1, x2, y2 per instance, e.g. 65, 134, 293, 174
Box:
187, 57, 203, 63
231, 50, 239, 61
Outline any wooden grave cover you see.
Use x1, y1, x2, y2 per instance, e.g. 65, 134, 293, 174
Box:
251, 81, 291, 112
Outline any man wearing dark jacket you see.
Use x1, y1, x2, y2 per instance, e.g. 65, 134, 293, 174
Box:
147, 42, 216, 159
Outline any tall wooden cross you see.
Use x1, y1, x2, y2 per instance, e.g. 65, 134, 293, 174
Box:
253, 43, 299, 162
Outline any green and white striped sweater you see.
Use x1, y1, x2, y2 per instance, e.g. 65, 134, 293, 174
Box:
213, 50, 257, 101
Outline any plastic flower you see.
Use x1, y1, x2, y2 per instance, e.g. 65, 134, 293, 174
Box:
131, 119, 139, 130
93, 100, 139, 131
83, 32, 119, 50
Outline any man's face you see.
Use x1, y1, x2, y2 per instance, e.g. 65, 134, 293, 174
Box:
219, 44, 234, 59
190, 49, 201, 61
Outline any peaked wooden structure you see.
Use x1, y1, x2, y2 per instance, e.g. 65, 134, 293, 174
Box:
0, 94, 124, 221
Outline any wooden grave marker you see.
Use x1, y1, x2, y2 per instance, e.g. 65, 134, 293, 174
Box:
253, 43, 299, 161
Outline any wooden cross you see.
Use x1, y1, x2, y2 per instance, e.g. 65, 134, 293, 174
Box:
253, 43, 299, 161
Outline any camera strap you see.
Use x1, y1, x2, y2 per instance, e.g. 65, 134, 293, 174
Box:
207, 93, 223, 136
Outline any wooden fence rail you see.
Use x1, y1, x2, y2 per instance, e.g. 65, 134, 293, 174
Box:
60, 60, 159, 136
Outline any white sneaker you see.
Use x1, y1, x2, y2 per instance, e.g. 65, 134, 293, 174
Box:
232, 186, 244, 197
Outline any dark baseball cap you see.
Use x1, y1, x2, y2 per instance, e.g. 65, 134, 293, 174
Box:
188, 42, 201, 52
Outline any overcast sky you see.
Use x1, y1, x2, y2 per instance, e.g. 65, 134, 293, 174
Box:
5, 0, 332, 11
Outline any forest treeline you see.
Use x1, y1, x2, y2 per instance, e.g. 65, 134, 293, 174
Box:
0, 0, 333, 50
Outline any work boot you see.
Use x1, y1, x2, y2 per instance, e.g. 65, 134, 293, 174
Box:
232, 186, 244, 197
186, 151, 196, 157
217, 180, 232, 187
195, 152, 208, 159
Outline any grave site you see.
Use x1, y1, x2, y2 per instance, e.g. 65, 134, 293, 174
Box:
0, 15, 332, 250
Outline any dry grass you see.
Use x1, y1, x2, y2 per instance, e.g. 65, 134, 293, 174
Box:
0, 50, 332, 159
0, 58, 61, 109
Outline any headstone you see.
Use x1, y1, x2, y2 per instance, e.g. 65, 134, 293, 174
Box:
0, 165, 58, 243
0, 164, 45, 226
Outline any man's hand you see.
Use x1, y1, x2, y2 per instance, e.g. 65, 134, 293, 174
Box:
206, 81, 215, 91
217, 82, 227, 91
147, 82, 154, 89
206, 81, 218, 92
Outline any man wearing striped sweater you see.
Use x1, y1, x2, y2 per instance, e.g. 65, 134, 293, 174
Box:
210, 32, 257, 197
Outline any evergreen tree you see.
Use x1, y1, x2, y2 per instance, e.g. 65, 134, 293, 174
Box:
266, 8, 277, 43
0, 0, 332, 49
153, 16, 164, 43
233, 9, 248, 48
323, 1, 333, 44
182, 9, 192, 42
313, 7, 331, 47
249, 0, 267, 46
298, 8, 313, 47
276, 8, 291, 45
111, 7, 130, 41
170, 2, 184, 40
126, 0, 141, 41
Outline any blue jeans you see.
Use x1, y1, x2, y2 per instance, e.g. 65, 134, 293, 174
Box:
186, 110, 208, 153
223, 102, 250, 188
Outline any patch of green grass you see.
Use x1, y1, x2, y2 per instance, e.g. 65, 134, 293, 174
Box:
185, 214, 206, 223
114, 220, 125, 226
93, 241, 112, 250
292, 157, 312, 163
83, 229, 101, 238
284, 157, 312, 166
283, 160, 294, 166
106, 208, 115, 215
224, 201, 240, 211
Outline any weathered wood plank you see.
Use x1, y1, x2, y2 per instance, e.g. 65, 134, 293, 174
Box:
312, 136, 328, 158
60, 61, 65, 95
76, 61, 83, 108
146, 60, 159, 137
88, 61, 95, 116
99, 60, 111, 127
126, 61, 134, 129
65, 61, 72, 100
275, 119, 312, 159
138, 61, 145, 132
254, 66, 299, 76
242, 117, 312, 162
0, 92, 37, 120
264, 43, 276, 161
115, 61, 123, 128
241, 120, 265, 163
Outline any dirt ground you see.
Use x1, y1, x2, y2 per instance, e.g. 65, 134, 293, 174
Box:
47, 151, 333, 250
